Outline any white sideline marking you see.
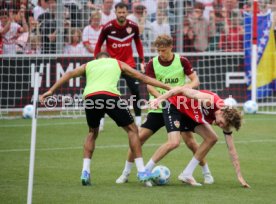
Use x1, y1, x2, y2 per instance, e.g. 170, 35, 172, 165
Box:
0, 139, 276, 153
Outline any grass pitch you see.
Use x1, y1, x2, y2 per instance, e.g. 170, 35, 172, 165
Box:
0, 114, 276, 204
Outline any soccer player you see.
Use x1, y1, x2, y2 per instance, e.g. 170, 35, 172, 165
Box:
150, 86, 250, 187
39, 52, 170, 186
116, 35, 214, 185
94, 2, 145, 128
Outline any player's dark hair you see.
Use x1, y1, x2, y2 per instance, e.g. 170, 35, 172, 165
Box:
154, 35, 173, 48
96, 52, 110, 59
222, 107, 243, 131
115, 2, 128, 10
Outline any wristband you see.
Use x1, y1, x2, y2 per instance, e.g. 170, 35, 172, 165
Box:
223, 130, 232, 135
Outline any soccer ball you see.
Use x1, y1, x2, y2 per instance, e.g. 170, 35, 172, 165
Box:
152, 165, 170, 185
23, 104, 34, 119
243, 100, 258, 114
224, 97, 237, 107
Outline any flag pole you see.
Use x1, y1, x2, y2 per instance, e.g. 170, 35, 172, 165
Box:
251, 0, 258, 102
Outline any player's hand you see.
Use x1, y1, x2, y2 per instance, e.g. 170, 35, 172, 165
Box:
39, 90, 53, 104
149, 99, 160, 109
140, 63, 145, 73
238, 176, 250, 188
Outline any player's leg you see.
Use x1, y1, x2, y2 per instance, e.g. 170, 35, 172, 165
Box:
116, 128, 153, 183
106, 97, 158, 183
116, 113, 164, 184
81, 97, 104, 186
145, 104, 182, 171
122, 74, 142, 126
179, 124, 217, 186
181, 131, 214, 184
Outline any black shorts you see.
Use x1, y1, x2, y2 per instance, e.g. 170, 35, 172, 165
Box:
141, 112, 164, 133
84, 94, 134, 128
180, 113, 201, 132
163, 102, 200, 133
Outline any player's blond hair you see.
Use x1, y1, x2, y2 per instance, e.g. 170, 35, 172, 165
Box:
222, 107, 243, 131
153, 35, 173, 48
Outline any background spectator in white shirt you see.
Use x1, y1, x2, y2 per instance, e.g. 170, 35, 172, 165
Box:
0, 9, 28, 54
127, 4, 152, 53
151, 7, 171, 41
100, 0, 116, 25
64, 28, 85, 54
82, 10, 103, 54
33, 0, 49, 20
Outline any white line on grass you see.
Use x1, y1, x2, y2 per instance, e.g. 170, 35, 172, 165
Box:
0, 139, 276, 153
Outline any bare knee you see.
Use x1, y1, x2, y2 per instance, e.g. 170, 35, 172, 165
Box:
126, 123, 139, 135
206, 134, 218, 145
87, 128, 99, 140
166, 140, 180, 150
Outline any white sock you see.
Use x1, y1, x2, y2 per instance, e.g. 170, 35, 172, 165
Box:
201, 163, 210, 175
182, 157, 199, 176
145, 158, 155, 171
82, 158, 91, 173
100, 118, 105, 129
135, 116, 142, 126
123, 160, 134, 175
134, 157, 146, 172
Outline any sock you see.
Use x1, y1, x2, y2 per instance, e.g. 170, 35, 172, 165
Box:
100, 118, 105, 130
134, 157, 145, 172
135, 116, 142, 126
123, 160, 134, 175
201, 163, 211, 175
145, 158, 156, 171
82, 158, 91, 173
182, 157, 199, 176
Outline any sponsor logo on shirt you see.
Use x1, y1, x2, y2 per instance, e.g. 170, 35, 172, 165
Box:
193, 109, 200, 122
165, 78, 179, 84
112, 42, 131, 48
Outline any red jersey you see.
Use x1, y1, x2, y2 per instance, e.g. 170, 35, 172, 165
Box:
169, 90, 224, 125
94, 19, 144, 68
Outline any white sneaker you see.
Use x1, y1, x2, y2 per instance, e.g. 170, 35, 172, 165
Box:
178, 173, 202, 186
203, 173, 214, 184
116, 173, 129, 184
144, 181, 153, 187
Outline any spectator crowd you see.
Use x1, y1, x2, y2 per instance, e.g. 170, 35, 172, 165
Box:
0, 0, 275, 55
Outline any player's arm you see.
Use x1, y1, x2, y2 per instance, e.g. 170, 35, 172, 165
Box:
39, 64, 86, 103
120, 61, 170, 91
94, 29, 106, 57
224, 132, 250, 188
134, 27, 145, 72
185, 72, 200, 89
150, 87, 213, 109
147, 85, 162, 97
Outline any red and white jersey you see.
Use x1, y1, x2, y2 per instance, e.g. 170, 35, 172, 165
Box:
64, 42, 85, 54
94, 19, 144, 68
82, 25, 102, 54
169, 90, 224, 125
0, 22, 21, 54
